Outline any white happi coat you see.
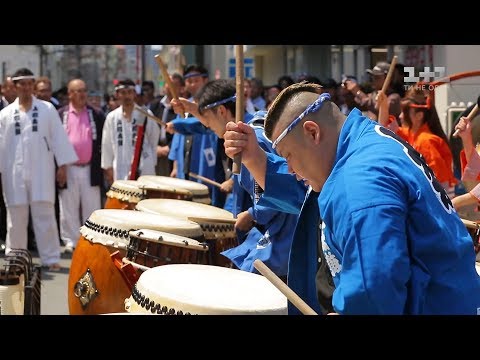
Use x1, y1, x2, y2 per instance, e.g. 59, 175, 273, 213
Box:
101, 105, 160, 180
0, 96, 78, 206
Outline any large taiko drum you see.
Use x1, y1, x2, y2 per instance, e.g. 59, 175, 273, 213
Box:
135, 199, 237, 267
104, 179, 193, 210
68, 209, 204, 315
137, 175, 211, 205
124, 264, 288, 315
104, 180, 146, 210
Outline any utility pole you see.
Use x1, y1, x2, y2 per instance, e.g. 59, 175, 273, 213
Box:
93, 45, 99, 91
38, 45, 47, 76
141, 45, 146, 84
104, 45, 110, 95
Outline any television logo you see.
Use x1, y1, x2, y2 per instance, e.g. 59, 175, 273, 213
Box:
404, 66, 448, 91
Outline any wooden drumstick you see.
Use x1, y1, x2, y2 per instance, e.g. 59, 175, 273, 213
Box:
452, 96, 480, 137
381, 55, 398, 94
135, 106, 166, 127
189, 172, 223, 189
253, 259, 318, 315
460, 217, 480, 230
232, 45, 244, 175
154, 54, 185, 119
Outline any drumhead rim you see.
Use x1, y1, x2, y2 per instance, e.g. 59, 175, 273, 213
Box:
81, 209, 205, 244
135, 199, 235, 223
137, 175, 210, 194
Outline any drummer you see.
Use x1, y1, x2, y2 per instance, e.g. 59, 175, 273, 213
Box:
167, 66, 255, 210
224, 81, 480, 315
170, 79, 300, 280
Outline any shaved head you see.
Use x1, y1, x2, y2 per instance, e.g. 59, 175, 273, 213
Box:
266, 82, 339, 142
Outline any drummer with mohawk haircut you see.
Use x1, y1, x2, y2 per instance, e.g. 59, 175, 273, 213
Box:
101, 79, 160, 184
224, 81, 480, 315
172, 78, 299, 280
0, 67, 78, 271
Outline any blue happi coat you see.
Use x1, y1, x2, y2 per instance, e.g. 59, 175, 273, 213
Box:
221, 115, 299, 277
319, 108, 480, 314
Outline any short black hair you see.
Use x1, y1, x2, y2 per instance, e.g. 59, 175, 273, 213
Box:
196, 79, 236, 116
12, 68, 34, 83
142, 80, 155, 90
277, 75, 294, 88
184, 64, 208, 77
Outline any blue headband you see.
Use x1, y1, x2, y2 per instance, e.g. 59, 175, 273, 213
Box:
272, 92, 331, 149
202, 95, 237, 110
184, 72, 208, 79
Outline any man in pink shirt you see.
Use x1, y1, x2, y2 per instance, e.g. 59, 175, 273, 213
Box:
57, 79, 105, 252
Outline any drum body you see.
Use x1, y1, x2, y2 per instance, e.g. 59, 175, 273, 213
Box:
126, 228, 209, 269
104, 180, 146, 210
68, 209, 203, 315
137, 175, 211, 205
104, 179, 195, 210
124, 264, 288, 315
136, 199, 237, 267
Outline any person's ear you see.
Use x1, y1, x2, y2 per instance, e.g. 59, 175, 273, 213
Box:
303, 120, 321, 144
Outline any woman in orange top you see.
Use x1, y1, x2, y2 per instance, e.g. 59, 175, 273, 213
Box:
378, 88, 457, 195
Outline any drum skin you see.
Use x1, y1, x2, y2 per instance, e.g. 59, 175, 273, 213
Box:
137, 175, 210, 204
68, 236, 131, 315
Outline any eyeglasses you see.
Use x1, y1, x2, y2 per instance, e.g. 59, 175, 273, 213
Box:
272, 92, 331, 150
202, 95, 236, 110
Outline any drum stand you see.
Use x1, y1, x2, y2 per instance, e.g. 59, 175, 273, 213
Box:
0, 249, 41, 315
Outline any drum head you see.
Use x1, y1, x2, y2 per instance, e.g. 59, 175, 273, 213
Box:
80, 209, 204, 248
137, 176, 210, 204
106, 180, 145, 202
125, 264, 287, 315
136, 199, 235, 224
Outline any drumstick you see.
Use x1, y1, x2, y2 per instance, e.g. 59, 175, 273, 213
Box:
253, 259, 318, 315
154, 54, 185, 118
189, 172, 223, 189
460, 217, 480, 230
381, 55, 398, 94
232, 45, 244, 175
452, 96, 480, 137
135, 106, 166, 127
